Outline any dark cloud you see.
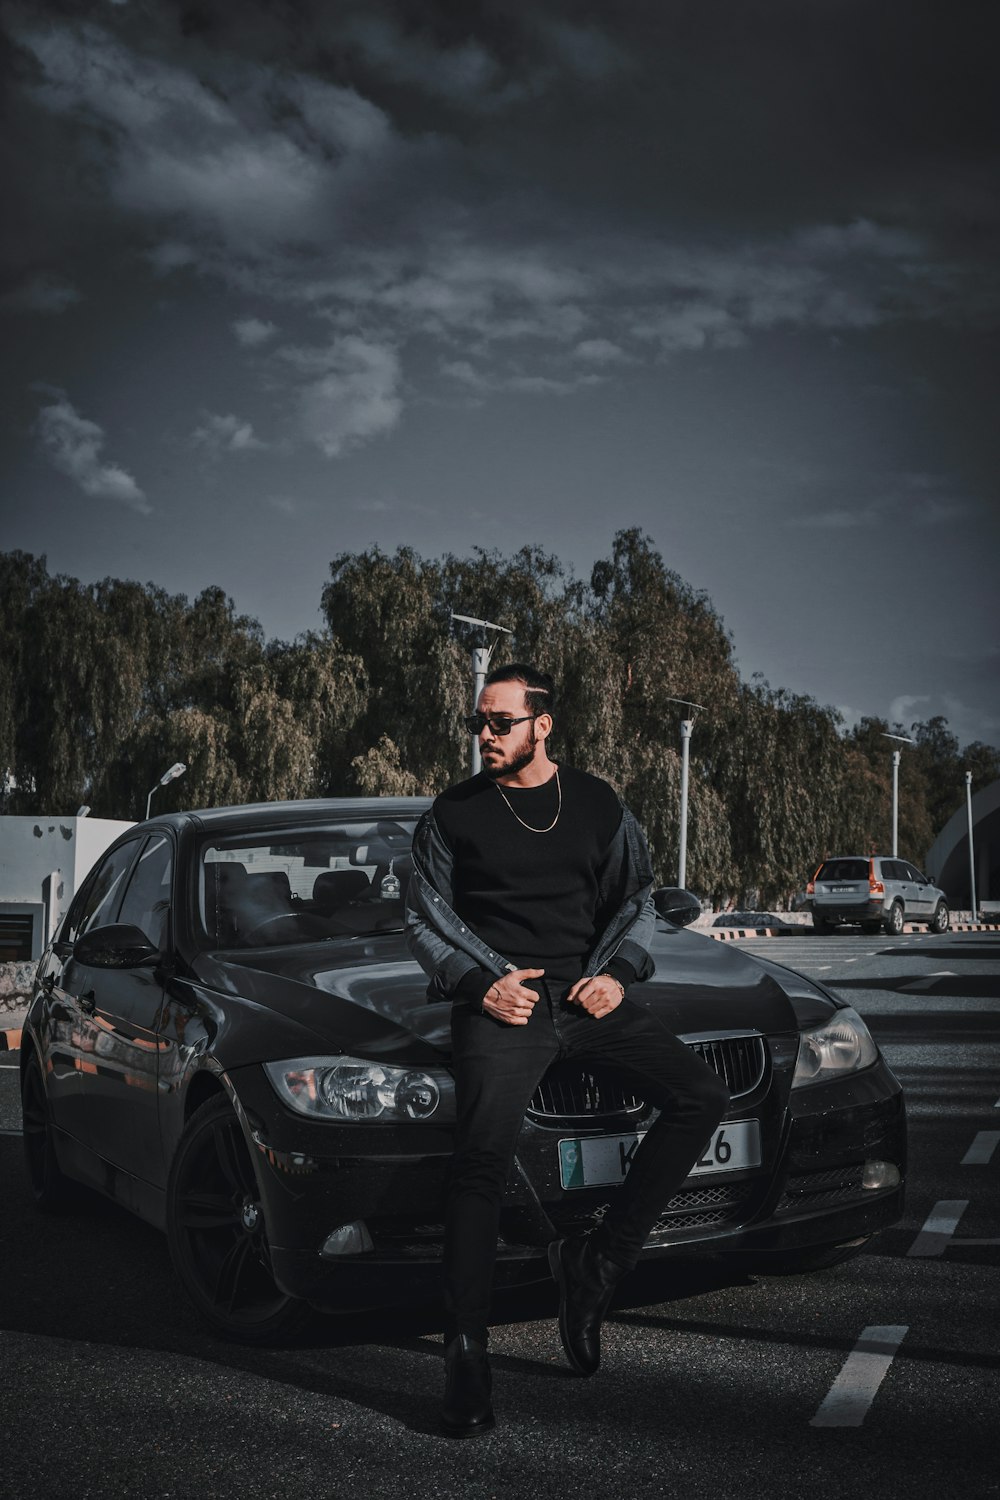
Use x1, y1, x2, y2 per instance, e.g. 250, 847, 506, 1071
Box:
0, 0, 996, 746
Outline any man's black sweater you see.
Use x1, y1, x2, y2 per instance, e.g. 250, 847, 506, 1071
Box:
432, 763, 638, 1007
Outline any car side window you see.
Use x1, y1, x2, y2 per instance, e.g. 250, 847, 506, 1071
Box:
882, 860, 904, 881
74, 840, 144, 940
117, 835, 173, 950
904, 863, 925, 884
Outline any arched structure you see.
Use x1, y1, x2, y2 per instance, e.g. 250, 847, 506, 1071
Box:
925, 779, 1000, 911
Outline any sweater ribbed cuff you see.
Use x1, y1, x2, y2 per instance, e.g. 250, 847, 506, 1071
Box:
602, 956, 637, 991
451, 966, 497, 1011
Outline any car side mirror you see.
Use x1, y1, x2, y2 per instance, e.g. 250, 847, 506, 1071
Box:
73, 923, 160, 969
652, 887, 702, 927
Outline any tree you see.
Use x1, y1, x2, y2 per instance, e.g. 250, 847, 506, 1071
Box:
3, 546, 994, 908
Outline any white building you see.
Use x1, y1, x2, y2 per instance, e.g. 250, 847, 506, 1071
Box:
0, 816, 135, 961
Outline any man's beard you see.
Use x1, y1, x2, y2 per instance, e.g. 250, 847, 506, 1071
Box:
481, 725, 538, 780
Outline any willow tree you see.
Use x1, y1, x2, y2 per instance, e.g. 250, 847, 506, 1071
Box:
322, 546, 467, 793
576, 529, 743, 892
0, 551, 54, 803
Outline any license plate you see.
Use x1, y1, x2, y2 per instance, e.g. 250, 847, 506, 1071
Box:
832, 885, 856, 893
558, 1120, 761, 1191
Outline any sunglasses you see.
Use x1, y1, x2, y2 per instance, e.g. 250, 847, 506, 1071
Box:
462, 713, 538, 737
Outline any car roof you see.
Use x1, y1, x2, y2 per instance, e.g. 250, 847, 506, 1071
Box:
135, 797, 432, 836
819, 854, 908, 861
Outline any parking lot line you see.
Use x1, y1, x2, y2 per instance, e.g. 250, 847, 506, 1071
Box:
809, 1325, 908, 1428
961, 1132, 1000, 1165
907, 1200, 969, 1257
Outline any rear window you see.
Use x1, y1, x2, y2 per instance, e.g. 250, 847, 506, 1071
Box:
198, 818, 417, 949
816, 859, 869, 882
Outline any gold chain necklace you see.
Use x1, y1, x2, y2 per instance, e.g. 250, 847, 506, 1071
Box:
493, 768, 562, 832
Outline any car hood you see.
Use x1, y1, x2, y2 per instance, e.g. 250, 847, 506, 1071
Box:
191, 922, 800, 1067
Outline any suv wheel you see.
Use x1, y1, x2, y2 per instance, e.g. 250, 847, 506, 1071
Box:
930, 902, 950, 934
884, 902, 904, 936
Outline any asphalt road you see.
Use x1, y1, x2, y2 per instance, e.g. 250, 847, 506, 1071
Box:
1, 931, 998, 1500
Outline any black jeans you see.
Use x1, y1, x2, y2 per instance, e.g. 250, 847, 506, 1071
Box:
443, 982, 730, 1345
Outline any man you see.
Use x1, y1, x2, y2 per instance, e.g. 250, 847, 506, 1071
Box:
405, 663, 729, 1438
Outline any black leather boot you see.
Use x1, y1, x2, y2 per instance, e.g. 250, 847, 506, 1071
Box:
547, 1234, 625, 1376
441, 1334, 495, 1439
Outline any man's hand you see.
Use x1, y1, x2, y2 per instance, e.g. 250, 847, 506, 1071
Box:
566, 973, 624, 1019
482, 968, 545, 1025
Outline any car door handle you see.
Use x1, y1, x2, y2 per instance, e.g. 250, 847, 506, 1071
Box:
79, 990, 97, 1015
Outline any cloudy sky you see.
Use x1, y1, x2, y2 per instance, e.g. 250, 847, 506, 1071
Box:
2, 0, 998, 748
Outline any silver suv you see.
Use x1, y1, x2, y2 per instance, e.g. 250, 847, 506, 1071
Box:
807, 856, 950, 935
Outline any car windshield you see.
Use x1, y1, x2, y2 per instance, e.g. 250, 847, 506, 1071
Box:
198, 819, 418, 949
816, 859, 869, 882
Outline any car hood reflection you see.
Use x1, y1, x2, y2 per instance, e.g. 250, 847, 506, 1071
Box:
190, 924, 799, 1065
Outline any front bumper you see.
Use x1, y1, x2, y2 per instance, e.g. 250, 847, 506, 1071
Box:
226, 1054, 906, 1311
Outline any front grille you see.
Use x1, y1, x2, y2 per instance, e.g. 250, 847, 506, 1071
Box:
528, 1064, 645, 1122
526, 1033, 768, 1123
776, 1165, 864, 1215
684, 1034, 768, 1098
547, 1180, 755, 1239
650, 1181, 755, 1235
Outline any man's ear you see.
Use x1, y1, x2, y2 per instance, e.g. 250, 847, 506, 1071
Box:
535, 713, 554, 743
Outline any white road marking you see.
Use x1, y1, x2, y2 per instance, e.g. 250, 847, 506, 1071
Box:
961, 1131, 1000, 1165
815, 965, 832, 971
810, 1325, 908, 1428
843, 958, 858, 963
907, 1199, 969, 1257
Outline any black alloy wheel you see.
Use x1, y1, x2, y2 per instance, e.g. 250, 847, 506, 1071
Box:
21, 1051, 80, 1210
166, 1095, 310, 1345
884, 902, 905, 936
931, 902, 950, 934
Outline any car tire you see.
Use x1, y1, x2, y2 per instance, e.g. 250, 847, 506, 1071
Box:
884, 902, 904, 936
930, 902, 950, 934
21, 1050, 81, 1211
166, 1095, 311, 1345
739, 1237, 873, 1275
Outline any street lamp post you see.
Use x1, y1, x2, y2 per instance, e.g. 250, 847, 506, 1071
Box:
880, 733, 914, 857
451, 614, 513, 776
666, 697, 705, 890
965, 771, 978, 921
145, 761, 187, 820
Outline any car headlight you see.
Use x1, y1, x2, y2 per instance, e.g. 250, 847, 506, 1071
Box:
791, 1007, 879, 1088
263, 1055, 455, 1123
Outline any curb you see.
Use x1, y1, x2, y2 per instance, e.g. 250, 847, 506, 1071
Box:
705, 922, 1000, 941
709, 927, 796, 941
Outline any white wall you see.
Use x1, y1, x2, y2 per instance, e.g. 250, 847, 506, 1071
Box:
0, 816, 135, 955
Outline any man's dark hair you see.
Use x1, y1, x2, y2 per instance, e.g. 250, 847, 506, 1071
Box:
484, 662, 555, 719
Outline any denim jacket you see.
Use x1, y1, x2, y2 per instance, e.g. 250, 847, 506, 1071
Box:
404, 789, 657, 1002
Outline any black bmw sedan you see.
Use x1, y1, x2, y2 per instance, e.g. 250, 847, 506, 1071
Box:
21, 798, 905, 1344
